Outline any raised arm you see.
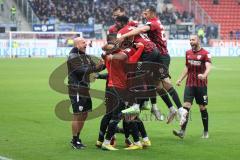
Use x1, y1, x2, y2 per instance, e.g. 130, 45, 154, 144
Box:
70, 57, 104, 75
117, 26, 151, 43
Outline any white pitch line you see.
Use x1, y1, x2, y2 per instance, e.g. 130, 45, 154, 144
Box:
0, 156, 12, 160
211, 66, 237, 71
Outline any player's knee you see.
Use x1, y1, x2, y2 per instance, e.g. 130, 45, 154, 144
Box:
199, 105, 206, 111
74, 112, 88, 121
163, 78, 173, 88
183, 102, 191, 109
156, 85, 162, 92
73, 114, 81, 121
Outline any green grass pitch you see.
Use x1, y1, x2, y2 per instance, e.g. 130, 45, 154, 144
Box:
0, 57, 240, 160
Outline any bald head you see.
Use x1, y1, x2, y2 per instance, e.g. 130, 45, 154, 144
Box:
74, 37, 87, 53
190, 35, 200, 42
190, 35, 201, 51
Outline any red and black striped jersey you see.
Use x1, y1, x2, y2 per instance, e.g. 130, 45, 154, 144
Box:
117, 24, 156, 53
185, 48, 212, 87
146, 17, 168, 55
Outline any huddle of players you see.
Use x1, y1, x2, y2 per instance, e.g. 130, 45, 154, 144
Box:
95, 6, 190, 151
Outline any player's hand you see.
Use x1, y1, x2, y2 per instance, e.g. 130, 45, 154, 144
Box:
116, 36, 125, 45
96, 59, 104, 69
135, 42, 144, 48
98, 59, 104, 65
198, 74, 206, 80
101, 52, 106, 59
89, 73, 97, 82
176, 79, 182, 86
94, 73, 100, 79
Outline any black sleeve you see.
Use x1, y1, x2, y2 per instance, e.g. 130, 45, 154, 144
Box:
96, 73, 108, 79
87, 55, 105, 72
69, 57, 98, 75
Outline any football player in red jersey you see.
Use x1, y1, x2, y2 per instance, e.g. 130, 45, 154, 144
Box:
99, 36, 148, 150
108, 6, 138, 34
106, 7, 142, 136
115, 16, 165, 121
116, 6, 187, 125
173, 35, 212, 139
109, 8, 163, 120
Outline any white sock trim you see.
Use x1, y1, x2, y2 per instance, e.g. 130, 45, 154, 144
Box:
134, 141, 142, 146
103, 140, 110, 145
143, 137, 149, 142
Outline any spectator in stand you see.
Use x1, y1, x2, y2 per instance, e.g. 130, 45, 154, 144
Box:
164, 0, 172, 3
0, 0, 4, 12
10, 5, 16, 22
236, 30, 240, 40
213, 0, 219, 5
229, 31, 234, 40
29, 0, 194, 26
198, 27, 205, 43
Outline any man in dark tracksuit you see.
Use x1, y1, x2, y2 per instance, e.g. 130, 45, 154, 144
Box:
68, 37, 104, 149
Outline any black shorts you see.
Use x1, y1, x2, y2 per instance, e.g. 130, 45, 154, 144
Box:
140, 48, 160, 63
105, 87, 126, 119
184, 86, 208, 105
68, 87, 92, 113
158, 53, 171, 69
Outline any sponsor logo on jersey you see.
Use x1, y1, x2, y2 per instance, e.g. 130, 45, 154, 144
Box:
188, 60, 202, 66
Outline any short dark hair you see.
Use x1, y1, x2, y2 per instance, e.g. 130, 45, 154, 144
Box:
145, 6, 156, 13
115, 16, 129, 25
113, 6, 125, 12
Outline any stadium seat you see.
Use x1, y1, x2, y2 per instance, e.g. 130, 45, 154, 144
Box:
196, 0, 240, 39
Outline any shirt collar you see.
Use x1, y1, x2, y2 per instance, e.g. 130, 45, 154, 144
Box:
72, 47, 85, 54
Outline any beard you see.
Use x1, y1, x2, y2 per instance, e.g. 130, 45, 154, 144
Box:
191, 44, 197, 51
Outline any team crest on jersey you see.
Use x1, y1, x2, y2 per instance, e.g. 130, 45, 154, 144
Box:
197, 55, 202, 60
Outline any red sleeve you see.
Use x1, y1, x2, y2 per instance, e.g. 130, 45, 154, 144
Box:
146, 21, 158, 31
128, 21, 139, 27
124, 48, 135, 57
128, 45, 144, 63
204, 52, 212, 63
108, 25, 117, 34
